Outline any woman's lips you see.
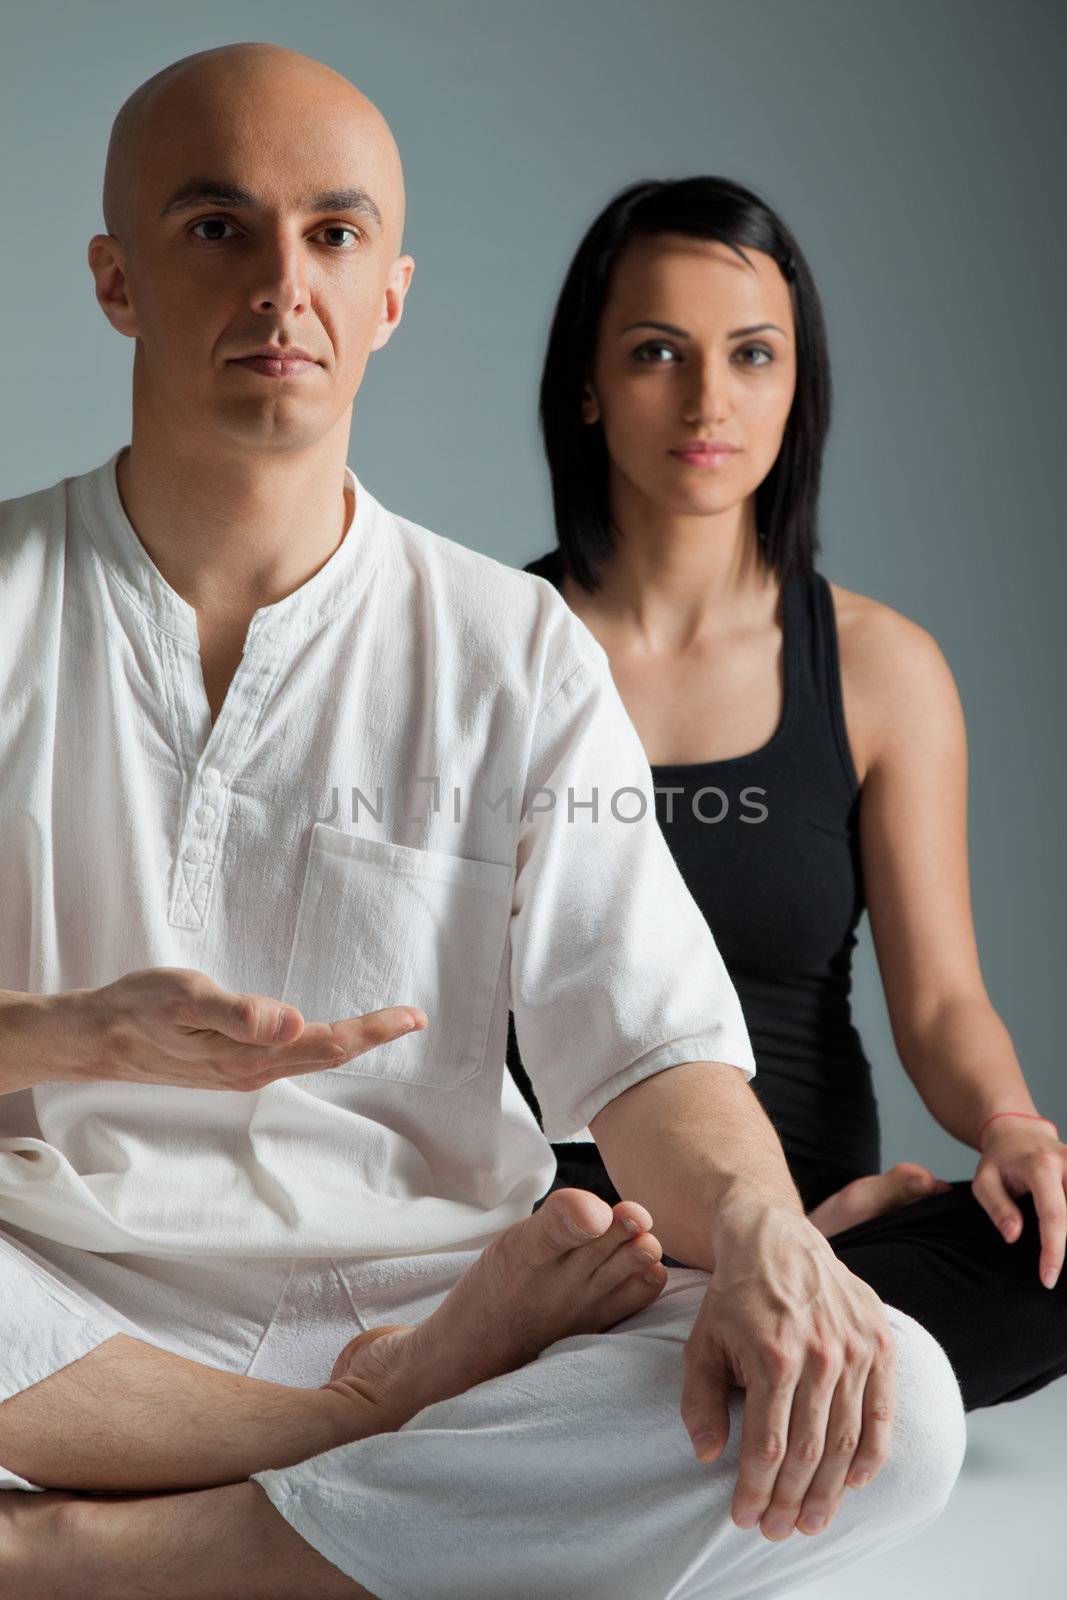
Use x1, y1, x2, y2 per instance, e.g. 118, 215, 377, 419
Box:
669, 445, 738, 466
231, 356, 318, 377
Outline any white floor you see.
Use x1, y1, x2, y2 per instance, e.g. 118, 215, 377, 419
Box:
785, 1375, 1064, 1598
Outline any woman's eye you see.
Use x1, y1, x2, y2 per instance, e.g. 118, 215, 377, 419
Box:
628, 341, 774, 368
632, 341, 677, 363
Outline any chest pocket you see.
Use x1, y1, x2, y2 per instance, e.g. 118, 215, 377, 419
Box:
282, 823, 515, 1088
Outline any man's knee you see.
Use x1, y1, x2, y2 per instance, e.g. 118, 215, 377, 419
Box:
877, 1306, 967, 1525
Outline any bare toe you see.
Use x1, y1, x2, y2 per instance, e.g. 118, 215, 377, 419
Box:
377, 1187, 672, 1411
530, 1188, 618, 1259
573, 1198, 656, 1270
891, 1162, 950, 1199
810, 1161, 953, 1239
595, 1258, 670, 1326
590, 1227, 664, 1292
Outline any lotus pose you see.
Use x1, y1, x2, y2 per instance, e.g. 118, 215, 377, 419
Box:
508, 173, 1067, 1423
0, 46, 983, 1600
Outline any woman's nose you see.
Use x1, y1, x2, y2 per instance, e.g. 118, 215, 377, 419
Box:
680, 357, 728, 425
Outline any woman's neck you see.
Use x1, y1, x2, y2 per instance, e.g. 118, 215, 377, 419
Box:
564, 478, 776, 652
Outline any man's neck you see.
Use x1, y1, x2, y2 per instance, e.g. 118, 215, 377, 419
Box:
114, 435, 355, 622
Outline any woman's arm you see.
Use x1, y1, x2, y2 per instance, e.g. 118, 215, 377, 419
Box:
833, 586, 1041, 1149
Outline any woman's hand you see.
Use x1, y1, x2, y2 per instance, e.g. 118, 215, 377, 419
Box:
971, 1119, 1066, 1289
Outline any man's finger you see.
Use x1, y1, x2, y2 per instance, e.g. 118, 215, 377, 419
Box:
680, 1348, 731, 1464
194, 988, 305, 1046
845, 1345, 895, 1488
328, 1007, 428, 1062
794, 1358, 870, 1535
730, 1366, 798, 1529
205, 1010, 427, 1083
758, 1366, 837, 1538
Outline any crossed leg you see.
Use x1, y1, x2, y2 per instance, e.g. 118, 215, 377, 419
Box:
0, 1189, 667, 1598
0, 1482, 380, 1600
0, 1295, 969, 1600
0, 1175, 978, 1599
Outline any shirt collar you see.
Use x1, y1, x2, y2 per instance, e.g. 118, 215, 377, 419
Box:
75, 445, 386, 646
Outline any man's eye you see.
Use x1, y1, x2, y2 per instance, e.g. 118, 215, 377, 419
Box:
319, 226, 361, 248
190, 217, 239, 242
188, 219, 361, 247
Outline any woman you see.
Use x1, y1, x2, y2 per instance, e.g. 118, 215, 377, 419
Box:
507, 176, 1066, 1411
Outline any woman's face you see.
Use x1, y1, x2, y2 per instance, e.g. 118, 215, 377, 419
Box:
584, 233, 797, 521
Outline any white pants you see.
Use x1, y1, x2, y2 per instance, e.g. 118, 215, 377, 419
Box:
0, 1219, 967, 1600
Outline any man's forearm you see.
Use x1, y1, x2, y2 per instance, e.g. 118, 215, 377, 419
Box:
588, 1060, 805, 1271
0, 989, 85, 1095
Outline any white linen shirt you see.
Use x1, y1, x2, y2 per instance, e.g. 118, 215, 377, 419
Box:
0, 447, 755, 1260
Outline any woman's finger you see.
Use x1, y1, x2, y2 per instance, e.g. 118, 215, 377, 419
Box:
1026, 1155, 1067, 1289
972, 1162, 1025, 1242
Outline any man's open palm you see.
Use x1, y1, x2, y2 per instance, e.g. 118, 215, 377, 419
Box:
65, 966, 427, 1091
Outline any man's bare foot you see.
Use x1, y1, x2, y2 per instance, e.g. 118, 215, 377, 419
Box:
808, 1162, 952, 1239
325, 1188, 667, 1428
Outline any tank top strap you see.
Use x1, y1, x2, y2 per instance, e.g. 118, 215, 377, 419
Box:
524, 549, 858, 796
802, 569, 861, 796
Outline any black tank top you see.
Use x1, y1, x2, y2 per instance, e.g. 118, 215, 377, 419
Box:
508, 551, 881, 1177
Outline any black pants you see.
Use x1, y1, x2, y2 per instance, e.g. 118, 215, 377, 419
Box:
536, 1146, 1067, 1414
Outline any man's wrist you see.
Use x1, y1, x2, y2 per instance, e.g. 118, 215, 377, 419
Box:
0, 987, 100, 1090
710, 1176, 806, 1240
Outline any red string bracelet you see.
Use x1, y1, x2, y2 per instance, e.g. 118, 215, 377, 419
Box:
978, 1112, 1060, 1152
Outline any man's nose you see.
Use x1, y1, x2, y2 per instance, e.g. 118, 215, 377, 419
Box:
248, 236, 311, 318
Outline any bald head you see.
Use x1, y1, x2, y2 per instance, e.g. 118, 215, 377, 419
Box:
102, 42, 405, 256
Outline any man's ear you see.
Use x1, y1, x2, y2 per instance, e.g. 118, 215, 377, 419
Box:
370, 255, 415, 352
580, 383, 600, 425
88, 234, 139, 340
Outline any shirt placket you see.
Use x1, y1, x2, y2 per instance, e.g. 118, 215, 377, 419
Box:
164, 617, 285, 932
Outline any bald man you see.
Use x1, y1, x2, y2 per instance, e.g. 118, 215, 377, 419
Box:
0, 41, 965, 1600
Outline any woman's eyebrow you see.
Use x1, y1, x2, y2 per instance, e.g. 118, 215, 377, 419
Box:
620, 319, 786, 339
158, 179, 383, 230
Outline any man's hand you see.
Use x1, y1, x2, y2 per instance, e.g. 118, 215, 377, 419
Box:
681, 1197, 896, 1542
21, 967, 427, 1092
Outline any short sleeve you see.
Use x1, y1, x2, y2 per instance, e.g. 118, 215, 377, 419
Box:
509, 637, 756, 1142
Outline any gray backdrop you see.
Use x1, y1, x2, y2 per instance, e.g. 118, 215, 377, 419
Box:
2, 0, 1064, 1179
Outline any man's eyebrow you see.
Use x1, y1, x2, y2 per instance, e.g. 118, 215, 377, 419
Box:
158, 179, 383, 230
620, 320, 786, 339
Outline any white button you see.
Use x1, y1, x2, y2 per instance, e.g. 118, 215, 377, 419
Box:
195, 805, 216, 825
202, 768, 221, 790
184, 843, 207, 864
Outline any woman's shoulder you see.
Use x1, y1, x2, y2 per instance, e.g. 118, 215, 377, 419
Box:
818, 575, 963, 777
819, 575, 949, 676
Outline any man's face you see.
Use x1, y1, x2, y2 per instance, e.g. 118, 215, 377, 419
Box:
90, 61, 413, 456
